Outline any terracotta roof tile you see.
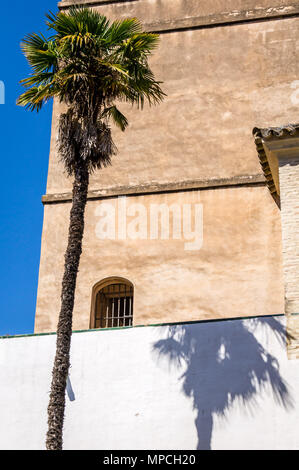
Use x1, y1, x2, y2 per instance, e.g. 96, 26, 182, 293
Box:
253, 123, 299, 140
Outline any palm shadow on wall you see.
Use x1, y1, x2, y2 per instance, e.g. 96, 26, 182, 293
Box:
153, 316, 293, 450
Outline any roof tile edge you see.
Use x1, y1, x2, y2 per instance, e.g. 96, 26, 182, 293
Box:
252, 123, 299, 207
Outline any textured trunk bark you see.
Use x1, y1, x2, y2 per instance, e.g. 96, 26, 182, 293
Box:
46, 161, 89, 450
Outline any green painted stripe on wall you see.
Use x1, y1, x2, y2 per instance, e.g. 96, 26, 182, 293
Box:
0, 313, 285, 340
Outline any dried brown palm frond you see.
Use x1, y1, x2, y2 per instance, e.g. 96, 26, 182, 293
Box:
58, 109, 116, 176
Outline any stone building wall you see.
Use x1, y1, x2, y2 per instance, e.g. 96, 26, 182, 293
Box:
279, 157, 299, 359
279, 157, 299, 315
35, 1, 299, 332
35, 185, 283, 332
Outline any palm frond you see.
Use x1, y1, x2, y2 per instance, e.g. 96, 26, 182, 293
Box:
95, 58, 130, 78
17, 84, 55, 111
21, 33, 58, 73
20, 71, 55, 87
104, 18, 142, 45
47, 7, 110, 38
102, 106, 128, 131
120, 33, 160, 59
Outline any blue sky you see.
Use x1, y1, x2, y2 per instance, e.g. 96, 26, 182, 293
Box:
0, 0, 59, 335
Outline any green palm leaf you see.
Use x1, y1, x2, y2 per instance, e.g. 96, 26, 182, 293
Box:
102, 105, 129, 131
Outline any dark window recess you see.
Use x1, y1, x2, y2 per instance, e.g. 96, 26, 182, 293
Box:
94, 283, 133, 328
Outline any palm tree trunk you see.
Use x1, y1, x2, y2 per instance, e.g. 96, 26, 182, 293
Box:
46, 160, 89, 450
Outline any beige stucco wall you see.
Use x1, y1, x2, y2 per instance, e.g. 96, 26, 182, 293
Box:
58, 0, 299, 29
35, 185, 284, 333
35, 1, 298, 332
46, 16, 299, 195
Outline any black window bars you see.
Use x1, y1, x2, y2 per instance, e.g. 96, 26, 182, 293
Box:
94, 282, 133, 329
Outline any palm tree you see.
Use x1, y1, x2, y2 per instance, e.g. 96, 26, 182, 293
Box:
17, 6, 164, 450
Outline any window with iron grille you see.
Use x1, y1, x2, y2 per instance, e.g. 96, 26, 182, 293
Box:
94, 281, 133, 328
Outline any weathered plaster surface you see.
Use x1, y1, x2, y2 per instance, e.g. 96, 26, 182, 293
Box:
42, 175, 266, 204
46, 17, 299, 195
35, 185, 284, 333
35, 2, 297, 331
1, 316, 298, 449
58, 1, 299, 32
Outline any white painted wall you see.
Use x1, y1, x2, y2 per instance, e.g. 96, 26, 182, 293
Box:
0, 316, 299, 450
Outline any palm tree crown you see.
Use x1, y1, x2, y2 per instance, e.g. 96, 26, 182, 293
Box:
18, 6, 165, 175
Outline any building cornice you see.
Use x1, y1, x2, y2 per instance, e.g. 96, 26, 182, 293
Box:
58, 1, 299, 33
42, 174, 266, 204
59, 0, 133, 5
253, 123, 299, 207
253, 124, 299, 141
